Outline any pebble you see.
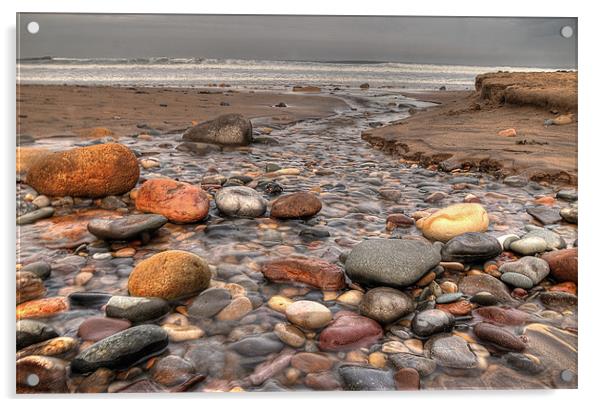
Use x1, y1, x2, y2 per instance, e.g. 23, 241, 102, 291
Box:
135, 178, 209, 223
268, 295, 294, 313
411, 309, 455, 337
304, 372, 342, 390
16, 336, 78, 359
526, 206, 562, 225
17, 320, 59, 350
542, 248, 578, 283
390, 353, 437, 377
105, 296, 169, 322
539, 291, 577, 309
436, 292, 464, 304
78, 317, 132, 342
161, 323, 204, 342
339, 365, 396, 391
16, 272, 46, 304
215, 186, 267, 217
560, 207, 577, 224
509, 236, 548, 255
16, 356, 68, 393
359, 287, 415, 324
215, 296, 253, 321
522, 225, 567, 250
228, 333, 284, 357
337, 290, 364, 306
16, 297, 69, 320
345, 239, 441, 288
499, 256, 550, 285
17, 207, 55, 225
182, 113, 252, 146
150, 355, 195, 387
368, 352, 387, 368
474, 322, 526, 351
470, 291, 499, 306
187, 287, 232, 319
88, 214, 168, 241
274, 323, 306, 347
500, 272, 534, 289
76, 368, 115, 393
319, 314, 383, 351
394, 368, 420, 390
71, 325, 169, 374
20, 261, 51, 280
415, 203, 489, 242
424, 334, 478, 369
459, 274, 516, 304
261, 257, 346, 290
128, 250, 211, 300
270, 192, 322, 219
285, 300, 332, 329
435, 299, 473, 316
291, 352, 333, 373
472, 306, 529, 326
32, 195, 50, 208
440, 232, 502, 263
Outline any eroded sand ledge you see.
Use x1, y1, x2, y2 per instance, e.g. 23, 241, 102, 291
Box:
361, 72, 577, 185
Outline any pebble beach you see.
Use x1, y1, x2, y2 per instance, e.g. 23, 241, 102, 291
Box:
16, 68, 578, 393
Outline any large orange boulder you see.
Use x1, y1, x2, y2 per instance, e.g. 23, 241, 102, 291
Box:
128, 250, 211, 300
26, 143, 139, 198
135, 178, 209, 223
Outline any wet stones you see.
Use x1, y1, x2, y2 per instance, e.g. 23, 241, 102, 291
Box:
270, 192, 322, 219
394, 368, 420, 390
440, 232, 502, 263
17, 207, 55, 225
411, 309, 455, 337
17, 336, 78, 360
318, 314, 383, 351
87, 214, 168, 240
345, 239, 441, 288
150, 355, 195, 387
473, 322, 526, 351
385, 213, 415, 230
526, 205, 562, 225
274, 323, 306, 347
508, 237, 548, 255
187, 287, 232, 319
135, 178, 210, 223
26, 143, 140, 198
291, 352, 333, 373
499, 256, 550, 286
521, 225, 567, 251
389, 353, 437, 377
539, 291, 577, 309
16, 320, 59, 350
228, 333, 284, 357
459, 274, 516, 304
21, 261, 51, 280
416, 203, 489, 242
359, 287, 415, 324
16, 356, 68, 393
16, 271, 46, 304
105, 296, 169, 322
261, 257, 346, 290
472, 306, 529, 326
339, 365, 395, 391
128, 250, 211, 301
16, 297, 69, 320
285, 300, 332, 330
182, 113, 253, 146
77, 317, 132, 342
215, 296, 253, 321
560, 206, 578, 224
542, 248, 578, 283
424, 334, 478, 369
215, 186, 267, 218
71, 325, 169, 374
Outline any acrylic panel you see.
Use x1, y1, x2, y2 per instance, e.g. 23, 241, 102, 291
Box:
16, 14, 578, 393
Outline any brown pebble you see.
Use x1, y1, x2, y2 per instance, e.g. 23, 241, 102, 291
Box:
394, 368, 420, 390
416, 271, 436, 287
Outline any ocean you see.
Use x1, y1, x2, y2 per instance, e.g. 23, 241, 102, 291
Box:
16, 57, 556, 90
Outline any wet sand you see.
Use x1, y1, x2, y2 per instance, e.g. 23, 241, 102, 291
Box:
362, 72, 578, 185
17, 85, 349, 140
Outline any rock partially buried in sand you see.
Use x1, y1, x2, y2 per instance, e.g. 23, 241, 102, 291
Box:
182, 113, 252, 146
128, 250, 211, 300
416, 203, 489, 242
87, 214, 168, 240
261, 257, 346, 290
215, 186, 267, 218
270, 192, 322, 219
70, 325, 169, 374
345, 239, 441, 288
135, 178, 209, 223
26, 143, 139, 198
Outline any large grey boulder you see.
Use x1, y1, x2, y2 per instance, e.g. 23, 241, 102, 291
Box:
345, 239, 441, 288
182, 114, 252, 146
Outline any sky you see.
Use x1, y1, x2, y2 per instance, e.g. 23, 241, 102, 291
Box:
17, 14, 577, 68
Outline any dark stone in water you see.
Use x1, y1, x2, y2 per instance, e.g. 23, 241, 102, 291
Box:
17, 207, 54, 225
228, 333, 284, 357
345, 239, 441, 288
359, 287, 415, 324
526, 206, 562, 225
70, 325, 169, 374
556, 189, 578, 202
473, 322, 526, 351
441, 232, 502, 264
176, 141, 222, 156
459, 274, 518, 305
87, 214, 168, 241
389, 353, 437, 377
411, 309, 455, 337
77, 317, 132, 342
184, 338, 226, 377
339, 365, 396, 391
21, 261, 51, 280
16, 320, 59, 350
503, 352, 545, 374
187, 288, 232, 319
68, 292, 112, 308
105, 296, 170, 323
182, 113, 253, 146
539, 291, 577, 309
424, 334, 478, 369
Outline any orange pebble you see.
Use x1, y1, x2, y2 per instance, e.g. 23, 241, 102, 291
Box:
436, 300, 474, 316
16, 297, 69, 320
549, 281, 577, 295
534, 196, 556, 206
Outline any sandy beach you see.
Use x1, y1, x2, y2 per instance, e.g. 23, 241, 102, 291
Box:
362, 72, 578, 185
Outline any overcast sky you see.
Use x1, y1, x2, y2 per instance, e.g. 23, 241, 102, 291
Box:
17, 14, 577, 68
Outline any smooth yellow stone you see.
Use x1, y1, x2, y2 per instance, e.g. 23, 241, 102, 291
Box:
215, 296, 253, 321
404, 339, 424, 355
161, 323, 204, 342
345, 350, 368, 363
336, 290, 363, 306
224, 283, 246, 298
416, 203, 489, 242
382, 341, 409, 354
268, 295, 294, 313
368, 352, 387, 368
322, 291, 338, 301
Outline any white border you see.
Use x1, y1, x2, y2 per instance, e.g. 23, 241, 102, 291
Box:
2, 1, 600, 406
